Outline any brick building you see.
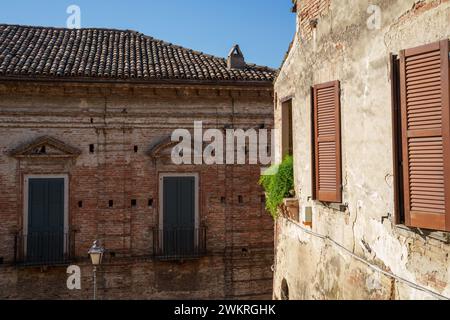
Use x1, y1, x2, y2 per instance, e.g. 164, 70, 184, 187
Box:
0, 24, 275, 299
274, 0, 450, 299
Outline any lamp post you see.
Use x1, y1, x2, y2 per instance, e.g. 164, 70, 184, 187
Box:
88, 240, 104, 300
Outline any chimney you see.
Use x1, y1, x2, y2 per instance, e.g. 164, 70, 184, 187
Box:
227, 45, 246, 70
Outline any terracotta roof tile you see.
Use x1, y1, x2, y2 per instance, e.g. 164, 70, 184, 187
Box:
0, 24, 276, 83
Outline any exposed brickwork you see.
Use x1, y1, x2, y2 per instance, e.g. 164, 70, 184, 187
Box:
397, 0, 449, 23
0, 81, 274, 299
296, 0, 331, 41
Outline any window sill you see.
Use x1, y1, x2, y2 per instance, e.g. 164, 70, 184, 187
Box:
394, 224, 450, 244
315, 201, 348, 213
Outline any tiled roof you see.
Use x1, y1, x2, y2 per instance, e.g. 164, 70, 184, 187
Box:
0, 24, 275, 84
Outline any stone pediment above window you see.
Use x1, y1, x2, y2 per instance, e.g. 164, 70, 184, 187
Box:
148, 136, 178, 160
10, 136, 81, 159
148, 136, 204, 163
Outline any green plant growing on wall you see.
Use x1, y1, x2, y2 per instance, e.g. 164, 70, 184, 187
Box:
259, 155, 294, 219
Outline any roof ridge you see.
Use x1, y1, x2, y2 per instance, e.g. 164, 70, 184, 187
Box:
0, 23, 143, 34
139, 33, 226, 61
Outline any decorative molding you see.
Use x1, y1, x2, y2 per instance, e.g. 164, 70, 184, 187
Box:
9, 136, 81, 159
280, 94, 295, 103
147, 135, 210, 162
148, 136, 176, 160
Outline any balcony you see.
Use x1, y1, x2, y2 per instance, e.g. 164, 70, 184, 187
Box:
152, 227, 207, 261
14, 231, 75, 266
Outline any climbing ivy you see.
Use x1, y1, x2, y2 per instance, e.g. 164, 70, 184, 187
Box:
259, 155, 294, 219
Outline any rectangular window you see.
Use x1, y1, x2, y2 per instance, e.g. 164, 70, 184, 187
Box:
393, 39, 450, 231
312, 81, 342, 203
281, 99, 294, 158
19, 175, 71, 266
156, 173, 205, 259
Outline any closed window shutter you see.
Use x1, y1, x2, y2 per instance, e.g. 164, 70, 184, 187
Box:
312, 80, 342, 203
399, 40, 450, 231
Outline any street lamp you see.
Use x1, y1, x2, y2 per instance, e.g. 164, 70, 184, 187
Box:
88, 240, 104, 300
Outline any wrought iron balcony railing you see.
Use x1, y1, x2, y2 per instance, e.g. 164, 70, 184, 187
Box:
14, 231, 75, 266
152, 227, 207, 260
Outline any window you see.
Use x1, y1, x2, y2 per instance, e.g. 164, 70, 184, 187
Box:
281, 99, 294, 158
311, 81, 342, 203
16, 175, 72, 266
392, 39, 450, 232
391, 53, 404, 225
155, 173, 206, 259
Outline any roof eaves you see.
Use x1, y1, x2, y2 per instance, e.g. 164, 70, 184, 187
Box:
0, 75, 274, 88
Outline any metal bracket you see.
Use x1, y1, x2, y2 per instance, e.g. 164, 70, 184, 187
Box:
381, 213, 391, 224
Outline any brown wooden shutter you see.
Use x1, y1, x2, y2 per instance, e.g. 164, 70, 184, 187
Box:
399, 40, 450, 231
313, 80, 342, 203
281, 99, 294, 158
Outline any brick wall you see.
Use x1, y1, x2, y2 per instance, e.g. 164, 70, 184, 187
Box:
0, 81, 274, 299
296, 0, 331, 40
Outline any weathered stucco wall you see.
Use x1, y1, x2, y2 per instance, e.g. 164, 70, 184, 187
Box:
0, 81, 274, 299
274, 0, 450, 299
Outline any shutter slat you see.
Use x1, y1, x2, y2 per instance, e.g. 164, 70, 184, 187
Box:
407, 104, 441, 111
409, 151, 443, 156
410, 170, 443, 174
411, 197, 445, 209
407, 82, 441, 92
317, 91, 335, 97
408, 110, 441, 118
317, 105, 336, 111
316, 98, 335, 105
410, 162, 443, 167
407, 98, 441, 106
317, 112, 336, 119
411, 186, 445, 192
407, 85, 441, 94
407, 94, 441, 102
406, 60, 441, 71
318, 122, 336, 127
406, 68, 441, 81
313, 81, 342, 203
400, 40, 450, 231
406, 73, 442, 82
407, 89, 441, 98
408, 119, 441, 126
410, 191, 445, 197
405, 50, 440, 62
406, 76, 441, 87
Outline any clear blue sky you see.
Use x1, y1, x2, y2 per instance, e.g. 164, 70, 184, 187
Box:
0, 0, 295, 69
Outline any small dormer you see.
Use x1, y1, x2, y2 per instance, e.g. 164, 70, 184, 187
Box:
227, 45, 246, 70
